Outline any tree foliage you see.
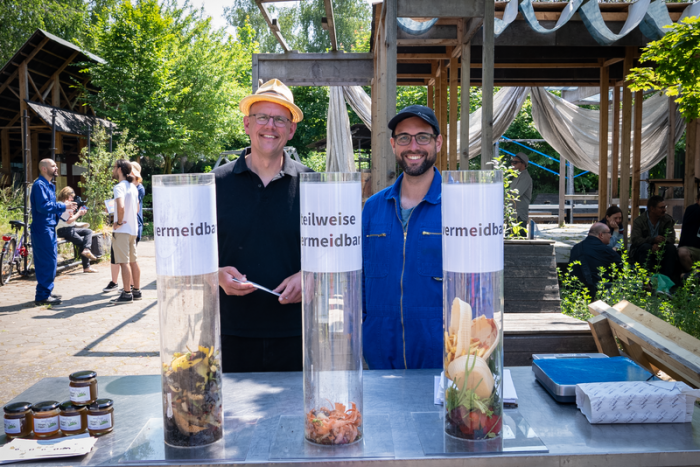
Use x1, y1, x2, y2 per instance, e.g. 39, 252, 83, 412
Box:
80, 0, 255, 173
628, 17, 700, 121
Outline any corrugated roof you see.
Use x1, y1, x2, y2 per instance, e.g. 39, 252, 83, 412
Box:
27, 101, 113, 135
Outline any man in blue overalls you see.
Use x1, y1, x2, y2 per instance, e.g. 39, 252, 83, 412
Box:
31, 159, 76, 306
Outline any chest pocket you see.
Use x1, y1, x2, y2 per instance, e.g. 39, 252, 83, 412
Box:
364, 223, 390, 277
417, 223, 442, 277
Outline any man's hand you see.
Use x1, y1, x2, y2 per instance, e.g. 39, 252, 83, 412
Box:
654, 235, 666, 244
219, 266, 255, 296
274, 271, 302, 304
652, 243, 660, 252
65, 201, 77, 211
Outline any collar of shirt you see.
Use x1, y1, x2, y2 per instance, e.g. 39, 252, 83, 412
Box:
384, 166, 442, 206
35, 175, 55, 192
233, 147, 299, 182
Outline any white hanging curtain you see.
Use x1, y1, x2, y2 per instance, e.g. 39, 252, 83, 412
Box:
325, 86, 356, 173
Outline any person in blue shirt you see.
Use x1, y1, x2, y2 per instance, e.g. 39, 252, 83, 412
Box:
30, 159, 76, 306
362, 105, 444, 369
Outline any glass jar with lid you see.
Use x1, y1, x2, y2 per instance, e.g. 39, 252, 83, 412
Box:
4, 402, 33, 439
87, 399, 114, 436
69, 370, 98, 406
59, 401, 88, 435
32, 401, 61, 438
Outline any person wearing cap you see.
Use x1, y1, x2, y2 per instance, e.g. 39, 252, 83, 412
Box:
214, 79, 313, 373
509, 152, 532, 233
362, 104, 444, 370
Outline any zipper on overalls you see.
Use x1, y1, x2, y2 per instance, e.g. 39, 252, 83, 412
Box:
395, 198, 421, 370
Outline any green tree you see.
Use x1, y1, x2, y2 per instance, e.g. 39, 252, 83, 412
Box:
628, 17, 700, 121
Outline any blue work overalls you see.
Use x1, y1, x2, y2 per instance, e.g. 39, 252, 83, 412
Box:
30, 176, 66, 301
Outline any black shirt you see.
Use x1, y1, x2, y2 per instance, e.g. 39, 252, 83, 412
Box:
213, 148, 313, 338
569, 235, 623, 289
679, 203, 700, 249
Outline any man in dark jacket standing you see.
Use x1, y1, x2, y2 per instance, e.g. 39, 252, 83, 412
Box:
31, 159, 76, 306
678, 193, 700, 276
362, 105, 443, 370
630, 195, 678, 282
570, 222, 622, 295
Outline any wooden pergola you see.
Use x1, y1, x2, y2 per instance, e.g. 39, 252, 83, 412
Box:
253, 0, 698, 242
0, 29, 103, 190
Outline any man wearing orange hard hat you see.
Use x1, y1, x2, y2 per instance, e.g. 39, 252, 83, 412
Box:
213, 79, 313, 373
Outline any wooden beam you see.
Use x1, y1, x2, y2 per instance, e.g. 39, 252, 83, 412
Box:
631, 89, 643, 219
588, 314, 620, 357
459, 38, 471, 169
559, 155, 566, 225
27, 50, 80, 106
685, 119, 699, 209
612, 85, 620, 198
385, 0, 397, 189
0, 69, 19, 97
619, 47, 634, 247
471, 63, 601, 69
52, 78, 61, 108
398, 53, 450, 60
598, 63, 609, 220
322, 0, 337, 52
439, 60, 448, 172
603, 57, 624, 67
434, 60, 442, 171
481, 0, 495, 169
370, 20, 381, 196
31, 131, 39, 180
449, 55, 458, 171
26, 71, 44, 104
666, 97, 676, 179
1, 129, 9, 176
427, 84, 434, 110
256, 52, 373, 87
255, 0, 290, 52
396, 0, 483, 18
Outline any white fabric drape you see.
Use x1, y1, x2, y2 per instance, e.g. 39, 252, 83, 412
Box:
324, 85, 683, 175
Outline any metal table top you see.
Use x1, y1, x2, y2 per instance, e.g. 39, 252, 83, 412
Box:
2, 367, 699, 466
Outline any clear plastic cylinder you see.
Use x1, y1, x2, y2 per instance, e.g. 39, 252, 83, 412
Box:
300, 172, 363, 446
153, 174, 223, 447
441, 171, 504, 440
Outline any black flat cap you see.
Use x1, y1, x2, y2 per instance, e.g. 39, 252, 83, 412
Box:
388, 105, 440, 136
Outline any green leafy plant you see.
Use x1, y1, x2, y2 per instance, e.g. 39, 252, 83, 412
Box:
75, 126, 138, 232
487, 155, 526, 238
0, 184, 24, 235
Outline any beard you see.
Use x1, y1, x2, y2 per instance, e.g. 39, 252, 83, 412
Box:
396, 147, 437, 176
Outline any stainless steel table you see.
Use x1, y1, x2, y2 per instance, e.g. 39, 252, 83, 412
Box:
2, 367, 699, 466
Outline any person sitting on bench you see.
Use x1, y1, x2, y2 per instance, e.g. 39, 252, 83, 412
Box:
630, 195, 679, 284
570, 222, 622, 296
56, 187, 98, 273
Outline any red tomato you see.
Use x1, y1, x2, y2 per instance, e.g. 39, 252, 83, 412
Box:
468, 412, 481, 428
483, 415, 502, 434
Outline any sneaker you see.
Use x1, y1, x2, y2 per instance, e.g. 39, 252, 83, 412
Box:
109, 291, 133, 304
81, 249, 97, 261
103, 281, 119, 293
131, 288, 142, 301
50, 293, 62, 300
36, 296, 62, 306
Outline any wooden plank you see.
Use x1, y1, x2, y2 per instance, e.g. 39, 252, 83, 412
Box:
559, 155, 566, 225
322, 0, 337, 51
1, 129, 9, 175
666, 97, 676, 179
588, 314, 621, 356
448, 55, 458, 170
504, 244, 554, 257
255, 0, 290, 52
439, 60, 448, 172
370, 17, 385, 196
598, 64, 609, 220
459, 39, 470, 169
504, 313, 590, 334
684, 119, 698, 209
31, 131, 39, 180
619, 47, 633, 246
434, 60, 442, 171
504, 334, 598, 366
632, 89, 642, 219
504, 300, 561, 313
612, 84, 620, 198
385, 0, 397, 189
396, 0, 483, 18
481, 0, 495, 169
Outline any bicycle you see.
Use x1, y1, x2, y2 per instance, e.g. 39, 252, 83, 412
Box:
0, 207, 33, 285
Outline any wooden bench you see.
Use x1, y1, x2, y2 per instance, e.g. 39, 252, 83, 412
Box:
504, 240, 561, 313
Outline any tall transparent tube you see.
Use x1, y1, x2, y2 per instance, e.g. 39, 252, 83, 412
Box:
301, 172, 363, 446
153, 174, 223, 447
442, 171, 504, 440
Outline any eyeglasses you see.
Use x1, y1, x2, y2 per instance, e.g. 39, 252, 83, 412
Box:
394, 133, 436, 146
249, 113, 292, 127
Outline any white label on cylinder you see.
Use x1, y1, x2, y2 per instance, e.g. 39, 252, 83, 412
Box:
153, 184, 218, 276
300, 182, 362, 273
4, 418, 21, 434
88, 414, 112, 430
70, 386, 91, 403
442, 183, 504, 273
34, 416, 59, 433
60, 415, 82, 431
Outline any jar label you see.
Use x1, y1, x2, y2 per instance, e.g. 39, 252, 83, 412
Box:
34, 416, 59, 433
4, 418, 21, 434
88, 413, 112, 430
60, 415, 82, 431
70, 386, 91, 403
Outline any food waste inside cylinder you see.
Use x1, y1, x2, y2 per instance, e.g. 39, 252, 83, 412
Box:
162, 345, 223, 447
444, 297, 502, 440
305, 402, 362, 445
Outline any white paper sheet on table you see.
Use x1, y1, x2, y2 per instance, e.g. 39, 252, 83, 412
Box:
434, 369, 518, 406
575, 381, 700, 424
0, 433, 97, 464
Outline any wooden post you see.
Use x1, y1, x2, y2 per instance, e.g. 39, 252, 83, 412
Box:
620, 47, 634, 247
449, 56, 459, 170
1, 130, 9, 177
559, 155, 566, 225
460, 40, 471, 170
598, 64, 609, 220
384, 0, 397, 188
31, 132, 39, 180
588, 315, 621, 357
434, 65, 442, 171
440, 60, 448, 172
427, 84, 434, 110
685, 119, 699, 209
19, 61, 32, 182
631, 89, 643, 219
481, 0, 495, 169
666, 97, 676, 180
52, 78, 60, 107
612, 85, 621, 198
370, 13, 385, 195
